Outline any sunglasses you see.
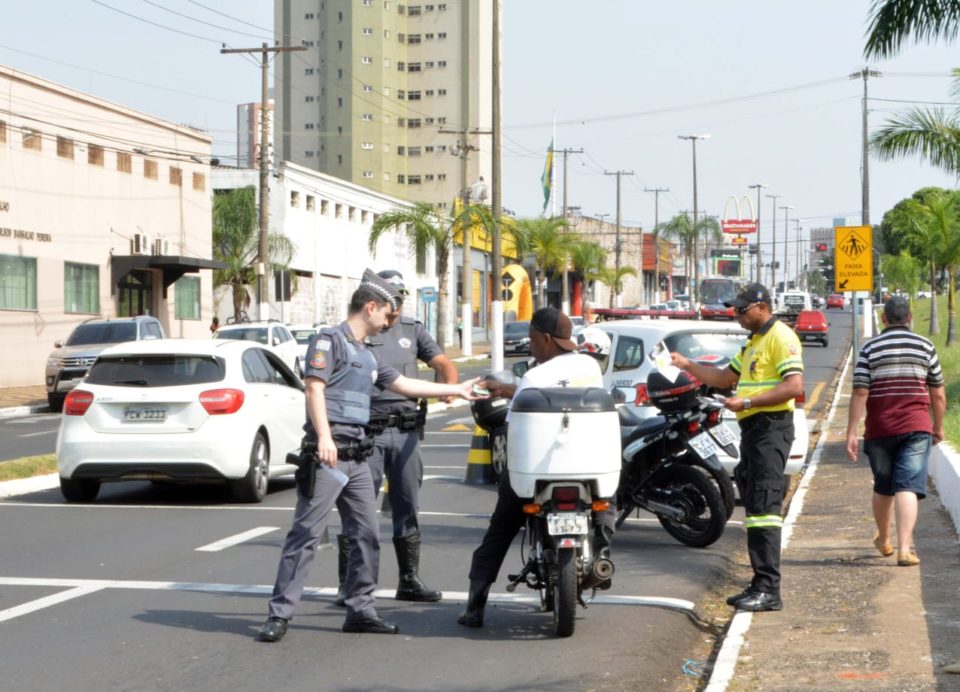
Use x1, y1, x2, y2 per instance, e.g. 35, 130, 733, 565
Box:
735, 302, 758, 316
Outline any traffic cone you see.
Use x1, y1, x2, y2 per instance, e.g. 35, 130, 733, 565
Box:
380, 479, 392, 517
464, 424, 495, 484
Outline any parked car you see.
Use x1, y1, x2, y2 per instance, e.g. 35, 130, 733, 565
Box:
826, 294, 844, 310
794, 309, 829, 347
56, 339, 304, 503
589, 319, 809, 476
503, 320, 532, 355
288, 323, 328, 372
214, 321, 302, 376
45, 316, 165, 412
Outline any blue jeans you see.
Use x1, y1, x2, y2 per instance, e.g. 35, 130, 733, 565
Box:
864, 432, 932, 499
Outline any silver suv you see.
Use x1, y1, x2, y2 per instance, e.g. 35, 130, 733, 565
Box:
45, 316, 165, 411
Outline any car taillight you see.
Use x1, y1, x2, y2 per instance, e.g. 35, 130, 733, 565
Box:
64, 390, 94, 416
552, 486, 580, 511
199, 388, 245, 414
634, 383, 651, 406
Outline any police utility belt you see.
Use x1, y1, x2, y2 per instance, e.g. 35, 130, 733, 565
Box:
367, 400, 428, 434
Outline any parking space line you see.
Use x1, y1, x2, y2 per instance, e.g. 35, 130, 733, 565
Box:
20, 430, 57, 438
0, 584, 105, 623
195, 526, 280, 552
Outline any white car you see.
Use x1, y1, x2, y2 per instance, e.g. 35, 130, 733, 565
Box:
288, 323, 328, 371
56, 339, 304, 503
214, 321, 302, 377
591, 319, 809, 475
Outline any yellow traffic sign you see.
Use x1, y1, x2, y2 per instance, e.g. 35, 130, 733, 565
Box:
834, 225, 873, 292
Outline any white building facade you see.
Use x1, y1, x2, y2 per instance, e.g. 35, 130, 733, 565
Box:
0, 65, 219, 388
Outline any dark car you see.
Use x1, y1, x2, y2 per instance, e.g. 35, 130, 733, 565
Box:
503, 320, 531, 355
794, 309, 829, 347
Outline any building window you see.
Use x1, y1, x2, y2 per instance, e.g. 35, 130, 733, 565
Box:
0, 120, 6, 143
438, 3, 447, 9
305, 12, 315, 18
425, 89, 434, 96
337, 40, 343, 51
438, 32, 447, 39
22, 128, 41, 151
407, 62, 421, 72
169, 166, 182, 186
362, 27, 373, 35
408, 91, 421, 100
291, 190, 300, 208
362, 84, 373, 93
425, 4, 434, 10
425, 61, 434, 68
438, 60, 447, 67
407, 119, 422, 128
425, 174, 434, 181
438, 145, 447, 152
397, 145, 406, 155
305, 95, 314, 102
362, 113, 374, 121
362, 170, 374, 179
144, 159, 158, 180
56, 136, 74, 159
174, 276, 200, 320
438, 117, 447, 124
398, 90, 406, 100
384, 29, 391, 39
363, 0, 373, 5
361, 56, 373, 64
321, 199, 329, 215
407, 34, 421, 44
384, 0, 390, 8
397, 61, 405, 72
407, 175, 421, 185
306, 195, 315, 211
305, 123, 315, 130
361, 142, 374, 150
426, 33, 434, 40
337, 96, 343, 107
438, 173, 447, 180
338, 154, 343, 164
407, 146, 421, 156
398, 4, 405, 14
408, 5, 422, 15
64, 262, 99, 315
0, 255, 37, 311
117, 151, 132, 173
425, 145, 434, 152
438, 88, 447, 96
424, 117, 435, 124
335, 203, 343, 218
193, 172, 205, 192
305, 68, 314, 75
305, 150, 314, 158
302, 40, 315, 47
337, 68, 343, 79
397, 117, 405, 127
88, 144, 104, 166
397, 174, 405, 183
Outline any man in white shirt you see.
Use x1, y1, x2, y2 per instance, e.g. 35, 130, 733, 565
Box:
457, 307, 614, 628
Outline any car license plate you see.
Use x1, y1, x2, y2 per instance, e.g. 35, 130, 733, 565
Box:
708, 422, 737, 447
688, 432, 719, 459
123, 406, 166, 423
547, 513, 588, 536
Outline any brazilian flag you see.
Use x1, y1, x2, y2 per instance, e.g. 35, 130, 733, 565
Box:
541, 138, 554, 213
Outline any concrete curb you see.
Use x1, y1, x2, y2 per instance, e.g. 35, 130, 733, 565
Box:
930, 441, 960, 539
0, 404, 49, 419
0, 472, 59, 498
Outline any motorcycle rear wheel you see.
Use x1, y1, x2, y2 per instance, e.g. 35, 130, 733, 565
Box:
686, 454, 736, 520
656, 464, 726, 548
553, 549, 577, 637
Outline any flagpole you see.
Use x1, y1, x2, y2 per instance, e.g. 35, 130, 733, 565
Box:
551, 112, 557, 218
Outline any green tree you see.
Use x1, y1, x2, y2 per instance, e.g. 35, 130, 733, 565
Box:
512, 216, 576, 309
212, 186, 296, 323
569, 240, 607, 317
865, 0, 960, 59
598, 266, 638, 309
659, 213, 721, 298
880, 251, 923, 296
369, 202, 453, 349
659, 213, 697, 291
807, 268, 827, 297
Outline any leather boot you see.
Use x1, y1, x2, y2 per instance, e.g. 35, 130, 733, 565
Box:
394, 533, 442, 602
335, 534, 350, 607
457, 580, 491, 628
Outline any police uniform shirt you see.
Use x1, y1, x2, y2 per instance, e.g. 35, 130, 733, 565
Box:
368, 316, 443, 414
729, 317, 803, 421
506, 352, 603, 424
302, 321, 400, 442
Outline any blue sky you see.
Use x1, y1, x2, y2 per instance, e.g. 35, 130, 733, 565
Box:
3, 1, 959, 248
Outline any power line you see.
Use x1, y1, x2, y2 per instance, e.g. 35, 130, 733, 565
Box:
139, 0, 271, 41
89, 0, 224, 45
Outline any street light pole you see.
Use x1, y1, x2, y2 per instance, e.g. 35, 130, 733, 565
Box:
765, 193, 780, 291
748, 183, 767, 283
678, 134, 710, 306
780, 205, 794, 290
793, 219, 802, 290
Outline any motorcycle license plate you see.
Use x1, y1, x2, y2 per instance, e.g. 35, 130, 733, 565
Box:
547, 513, 588, 536
708, 422, 737, 448
688, 432, 719, 459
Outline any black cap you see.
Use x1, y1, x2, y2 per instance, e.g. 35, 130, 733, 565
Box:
377, 269, 409, 296
360, 268, 402, 310
530, 307, 577, 351
724, 282, 772, 309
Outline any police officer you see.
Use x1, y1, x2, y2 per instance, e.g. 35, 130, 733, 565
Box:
671, 283, 803, 612
258, 269, 482, 642
332, 269, 457, 605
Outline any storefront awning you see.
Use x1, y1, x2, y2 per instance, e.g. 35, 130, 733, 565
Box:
111, 255, 227, 297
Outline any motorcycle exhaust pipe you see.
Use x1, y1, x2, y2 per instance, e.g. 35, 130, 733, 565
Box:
592, 557, 615, 581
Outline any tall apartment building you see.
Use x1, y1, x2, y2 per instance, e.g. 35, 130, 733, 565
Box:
236, 93, 274, 169
274, 0, 492, 209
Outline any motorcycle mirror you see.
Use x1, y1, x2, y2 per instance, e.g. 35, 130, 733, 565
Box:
512, 359, 531, 378
610, 388, 627, 405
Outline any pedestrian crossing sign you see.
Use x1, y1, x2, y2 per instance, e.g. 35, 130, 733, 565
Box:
834, 225, 873, 292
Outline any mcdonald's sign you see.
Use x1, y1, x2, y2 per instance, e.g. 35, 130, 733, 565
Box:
721, 195, 757, 234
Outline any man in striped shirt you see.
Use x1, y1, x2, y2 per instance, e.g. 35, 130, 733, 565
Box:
846, 296, 946, 567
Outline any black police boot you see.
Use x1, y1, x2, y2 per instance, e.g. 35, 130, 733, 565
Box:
335, 534, 351, 607
394, 533, 442, 602
457, 580, 491, 628
257, 616, 289, 643
342, 615, 400, 635
581, 525, 615, 592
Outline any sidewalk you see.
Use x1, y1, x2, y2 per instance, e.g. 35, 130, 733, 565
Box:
713, 368, 960, 690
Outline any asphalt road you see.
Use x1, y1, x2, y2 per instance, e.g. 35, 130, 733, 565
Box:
0, 314, 853, 690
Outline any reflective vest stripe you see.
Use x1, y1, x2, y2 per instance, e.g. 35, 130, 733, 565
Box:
744, 514, 784, 529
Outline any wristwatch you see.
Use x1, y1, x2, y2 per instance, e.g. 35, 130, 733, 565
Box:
743, 398, 752, 410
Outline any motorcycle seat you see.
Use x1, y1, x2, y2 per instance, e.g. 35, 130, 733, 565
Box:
619, 410, 668, 440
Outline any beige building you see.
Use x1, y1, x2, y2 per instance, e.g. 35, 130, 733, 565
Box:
274, 0, 492, 210
0, 65, 219, 388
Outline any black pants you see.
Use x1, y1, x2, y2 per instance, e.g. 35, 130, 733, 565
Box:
735, 412, 794, 596
467, 472, 617, 585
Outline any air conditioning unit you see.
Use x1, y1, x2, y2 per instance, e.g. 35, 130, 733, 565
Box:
152, 238, 169, 256
131, 233, 150, 255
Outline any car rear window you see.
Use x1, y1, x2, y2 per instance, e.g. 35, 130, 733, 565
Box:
215, 327, 269, 345
291, 329, 317, 345
664, 332, 745, 366
86, 355, 225, 387
66, 322, 138, 345
504, 321, 530, 337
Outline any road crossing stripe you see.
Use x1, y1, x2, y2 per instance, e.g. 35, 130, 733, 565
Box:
0, 584, 105, 623
195, 526, 280, 552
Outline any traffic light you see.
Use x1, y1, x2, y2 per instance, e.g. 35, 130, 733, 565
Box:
816, 243, 827, 252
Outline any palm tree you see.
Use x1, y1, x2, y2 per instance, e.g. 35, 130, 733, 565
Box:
598, 266, 638, 309
915, 191, 960, 344
884, 195, 944, 334
659, 213, 697, 291
512, 216, 576, 309
865, 0, 960, 60
213, 186, 296, 323
369, 202, 453, 349
569, 240, 607, 317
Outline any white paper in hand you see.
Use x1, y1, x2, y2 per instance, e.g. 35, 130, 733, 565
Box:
321, 464, 349, 487
650, 340, 681, 383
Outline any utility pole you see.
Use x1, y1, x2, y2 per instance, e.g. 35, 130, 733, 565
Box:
490, 0, 504, 372
553, 146, 583, 314
645, 187, 669, 301
780, 205, 794, 290
793, 219, 802, 290
748, 183, 767, 282
222, 42, 306, 321
604, 170, 634, 307
765, 193, 780, 292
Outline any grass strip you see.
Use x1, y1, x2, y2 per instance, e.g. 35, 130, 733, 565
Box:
0, 454, 57, 481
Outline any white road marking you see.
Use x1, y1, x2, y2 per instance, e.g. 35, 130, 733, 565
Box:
0, 502, 494, 519
421, 475, 463, 482
195, 526, 280, 552
20, 429, 57, 438
0, 577, 695, 619
0, 584, 105, 623
423, 465, 464, 469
